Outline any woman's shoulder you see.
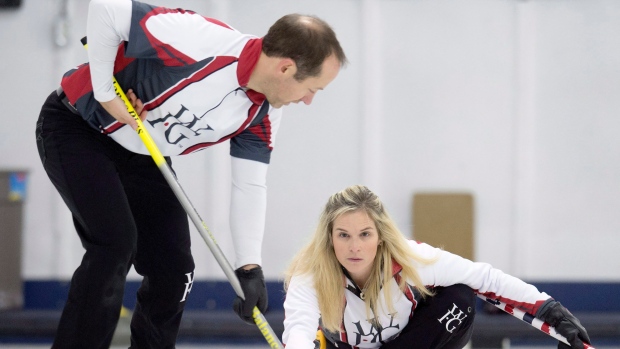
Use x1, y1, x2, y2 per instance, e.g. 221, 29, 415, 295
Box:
401, 239, 445, 266
406, 239, 438, 253
289, 272, 315, 289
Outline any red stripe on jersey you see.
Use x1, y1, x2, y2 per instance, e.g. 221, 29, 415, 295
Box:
475, 291, 543, 314
392, 260, 403, 275
245, 89, 266, 105
247, 113, 273, 150
205, 17, 233, 30
237, 38, 262, 87
339, 319, 348, 343
339, 278, 349, 344
529, 299, 548, 315
392, 258, 417, 315
541, 322, 551, 334
62, 45, 135, 104
181, 136, 228, 154
102, 121, 124, 134
394, 272, 417, 317
140, 7, 201, 66
61, 64, 92, 104
113, 44, 135, 75
180, 102, 261, 154
144, 56, 238, 110
393, 273, 415, 303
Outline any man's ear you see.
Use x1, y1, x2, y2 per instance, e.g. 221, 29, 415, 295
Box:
277, 57, 297, 77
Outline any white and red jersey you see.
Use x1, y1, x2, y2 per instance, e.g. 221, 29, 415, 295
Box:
61, 0, 282, 163
282, 240, 551, 349
60, 0, 282, 268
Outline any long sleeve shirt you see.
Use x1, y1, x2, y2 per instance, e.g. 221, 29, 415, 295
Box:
61, 0, 282, 267
283, 240, 550, 349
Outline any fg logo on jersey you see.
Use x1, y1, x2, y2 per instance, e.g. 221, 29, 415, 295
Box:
148, 105, 214, 146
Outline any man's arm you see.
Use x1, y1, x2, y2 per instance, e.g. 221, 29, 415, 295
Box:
86, 0, 137, 128
230, 156, 269, 323
230, 156, 268, 268
87, 0, 131, 103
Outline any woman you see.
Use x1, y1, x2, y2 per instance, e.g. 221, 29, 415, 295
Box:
282, 185, 591, 349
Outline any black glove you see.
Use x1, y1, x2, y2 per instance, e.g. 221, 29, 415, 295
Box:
232, 266, 268, 324
536, 299, 591, 349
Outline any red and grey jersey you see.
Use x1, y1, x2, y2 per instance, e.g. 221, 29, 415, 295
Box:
60, 0, 281, 164
283, 240, 551, 349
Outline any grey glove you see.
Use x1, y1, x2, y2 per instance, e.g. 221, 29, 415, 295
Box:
536, 299, 591, 349
232, 266, 268, 324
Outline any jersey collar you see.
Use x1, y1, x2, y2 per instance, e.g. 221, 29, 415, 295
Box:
392, 260, 403, 276
237, 38, 266, 105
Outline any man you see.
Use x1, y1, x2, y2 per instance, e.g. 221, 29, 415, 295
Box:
35, 0, 347, 347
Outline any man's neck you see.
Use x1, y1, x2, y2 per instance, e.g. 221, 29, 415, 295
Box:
246, 52, 276, 93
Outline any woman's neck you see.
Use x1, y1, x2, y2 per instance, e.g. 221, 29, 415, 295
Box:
353, 274, 371, 291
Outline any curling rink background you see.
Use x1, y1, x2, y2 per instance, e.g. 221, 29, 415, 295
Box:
1, 344, 619, 349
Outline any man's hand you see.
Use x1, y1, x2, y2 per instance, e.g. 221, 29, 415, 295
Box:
99, 89, 147, 131
126, 89, 148, 121
232, 265, 268, 324
536, 299, 591, 349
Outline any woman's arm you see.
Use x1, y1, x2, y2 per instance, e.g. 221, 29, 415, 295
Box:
283, 274, 322, 349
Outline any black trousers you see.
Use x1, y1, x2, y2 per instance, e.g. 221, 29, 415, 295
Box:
326, 284, 476, 349
36, 91, 195, 348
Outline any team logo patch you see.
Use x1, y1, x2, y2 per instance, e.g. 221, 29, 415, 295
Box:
180, 272, 194, 302
437, 303, 468, 333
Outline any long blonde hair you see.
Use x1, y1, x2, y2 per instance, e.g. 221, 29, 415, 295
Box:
284, 185, 436, 332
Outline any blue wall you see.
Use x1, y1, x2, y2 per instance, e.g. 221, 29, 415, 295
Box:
24, 280, 286, 311
23, 280, 620, 312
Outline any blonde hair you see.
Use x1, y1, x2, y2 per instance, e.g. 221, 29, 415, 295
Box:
284, 185, 436, 332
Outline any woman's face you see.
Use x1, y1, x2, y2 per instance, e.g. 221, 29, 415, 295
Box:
331, 210, 381, 287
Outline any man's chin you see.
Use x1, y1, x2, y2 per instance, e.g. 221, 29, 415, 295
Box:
265, 98, 282, 108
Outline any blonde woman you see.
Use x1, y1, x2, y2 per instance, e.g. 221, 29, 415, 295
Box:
282, 185, 590, 349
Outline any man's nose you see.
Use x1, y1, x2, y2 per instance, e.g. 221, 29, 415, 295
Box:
300, 93, 315, 105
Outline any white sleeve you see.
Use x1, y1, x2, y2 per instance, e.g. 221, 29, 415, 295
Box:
230, 157, 268, 268
283, 274, 321, 349
86, 0, 132, 102
411, 241, 550, 313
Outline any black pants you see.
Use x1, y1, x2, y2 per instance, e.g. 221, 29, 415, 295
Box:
36, 91, 195, 348
326, 284, 476, 349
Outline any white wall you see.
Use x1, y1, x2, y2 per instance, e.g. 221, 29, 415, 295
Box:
1, 0, 618, 283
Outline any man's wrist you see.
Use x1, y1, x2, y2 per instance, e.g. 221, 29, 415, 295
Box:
240, 264, 260, 271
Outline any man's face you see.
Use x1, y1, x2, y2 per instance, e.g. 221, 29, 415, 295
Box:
264, 54, 341, 108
